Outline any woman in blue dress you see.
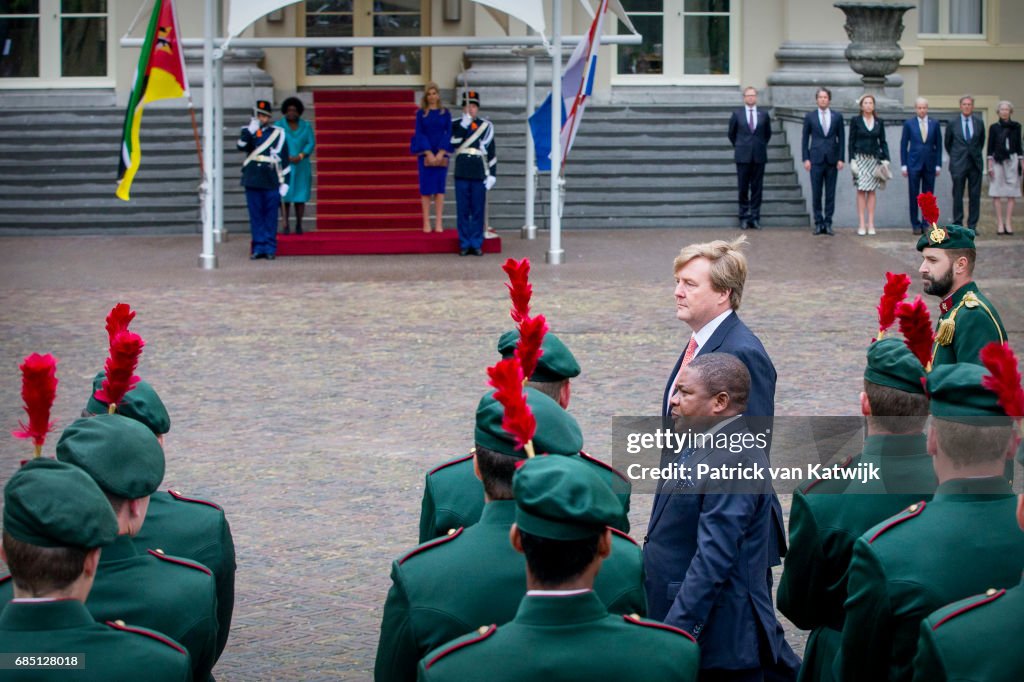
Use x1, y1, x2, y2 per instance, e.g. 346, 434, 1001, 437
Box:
275, 97, 316, 234
411, 83, 453, 233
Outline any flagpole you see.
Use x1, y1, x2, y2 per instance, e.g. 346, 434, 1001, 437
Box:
198, 0, 216, 269
522, 29, 537, 241
547, 0, 564, 265
213, 2, 226, 244
187, 106, 204, 184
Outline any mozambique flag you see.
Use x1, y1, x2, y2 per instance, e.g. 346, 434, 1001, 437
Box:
116, 0, 189, 201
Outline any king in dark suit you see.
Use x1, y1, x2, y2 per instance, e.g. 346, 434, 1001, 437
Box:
945, 95, 986, 232
901, 97, 943, 234
728, 87, 772, 230
801, 88, 845, 235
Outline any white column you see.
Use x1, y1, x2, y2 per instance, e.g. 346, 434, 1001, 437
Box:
547, 0, 564, 265
198, 0, 217, 269
522, 36, 537, 240
213, 5, 227, 244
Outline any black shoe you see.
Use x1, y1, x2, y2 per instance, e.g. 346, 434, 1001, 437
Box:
748, 220, 761, 230
813, 225, 825, 235
282, 226, 290, 235
266, 254, 276, 260
913, 226, 923, 235
471, 247, 484, 256
825, 224, 835, 236
459, 248, 469, 256
250, 253, 260, 260
295, 226, 303, 235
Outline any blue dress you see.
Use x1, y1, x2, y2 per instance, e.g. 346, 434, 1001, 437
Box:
274, 117, 315, 203
411, 108, 454, 195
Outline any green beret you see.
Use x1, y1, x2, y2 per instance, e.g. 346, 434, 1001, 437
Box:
916, 224, 976, 251
56, 414, 165, 499
497, 330, 581, 383
927, 363, 1011, 424
474, 387, 583, 458
4, 458, 118, 549
864, 338, 926, 394
513, 455, 623, 540
85, 372, 171, 435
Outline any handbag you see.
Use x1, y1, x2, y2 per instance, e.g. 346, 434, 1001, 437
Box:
874, 161, 893, 181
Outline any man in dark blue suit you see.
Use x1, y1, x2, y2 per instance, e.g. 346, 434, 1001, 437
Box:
901, 97, 943, 234
801, 88, 844, 235
646, 353, 792, 682
728, 87, 772, 230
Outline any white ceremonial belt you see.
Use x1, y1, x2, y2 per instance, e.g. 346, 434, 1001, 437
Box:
457, 148, 485, 157
251, 155, 275, 163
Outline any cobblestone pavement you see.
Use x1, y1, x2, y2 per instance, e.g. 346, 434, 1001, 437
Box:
0, 227, 1021, 680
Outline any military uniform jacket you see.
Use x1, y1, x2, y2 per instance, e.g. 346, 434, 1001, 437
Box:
418, 452, 632, 543
374, 500, 647, 682
449, 116, 496, 181
912, 577, 1024, 682
133, 489, 236, 660
237, 124, 290, 190
0, 599, 191, 681
931, 281, 1007, 369
839, 477, 1024, 682
417, 591, 700, 682
776, 434, 937, 682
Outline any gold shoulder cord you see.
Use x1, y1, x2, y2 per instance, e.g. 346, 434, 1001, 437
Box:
930, 294, 1006, 361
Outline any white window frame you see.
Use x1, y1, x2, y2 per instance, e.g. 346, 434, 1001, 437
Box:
918, 0, 987, 40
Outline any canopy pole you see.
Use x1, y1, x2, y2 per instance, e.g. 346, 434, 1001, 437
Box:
522, 32, 537, 240
547, 0, 564, 265
213, 17, 226, 243
198, 0, 216, 269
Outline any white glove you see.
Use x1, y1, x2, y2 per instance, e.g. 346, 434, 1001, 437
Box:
850, 163, 859, 178
484, 176, 496, 191
279, 184, 289, 197
247, 118, 259, 134
460, 113, 473, 128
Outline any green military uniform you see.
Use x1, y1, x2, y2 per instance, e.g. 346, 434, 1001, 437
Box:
839, 364, 1024, 682
911, 577, 1024, 682
418, 332, 631, 542
0, 458, 191, 682
916, 225, 1007, 369
777, 339, 938, 682
87, 374, 236, 659
417, 456, 699, 682
376, 391, 647, 682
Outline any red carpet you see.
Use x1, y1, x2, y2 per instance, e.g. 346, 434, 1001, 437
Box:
277, 89, 501, 257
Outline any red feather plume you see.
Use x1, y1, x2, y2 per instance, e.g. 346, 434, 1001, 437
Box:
502, 258, 532, 323
979, 342, 1024, 420
94, 331, 145, 411
877, 272, 911, 336
12, 353, 59, 457
105, 302, 136, 342
487, 358, 537, 455
917, 192, 939, 227
896, 296, 934, 369
515, 314, 548, 381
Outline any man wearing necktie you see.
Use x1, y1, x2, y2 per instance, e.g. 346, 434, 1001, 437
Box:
901, 97, 943, 234
728, 87, 773, 230
945, 94, 986, 233
801, 88, 845, 235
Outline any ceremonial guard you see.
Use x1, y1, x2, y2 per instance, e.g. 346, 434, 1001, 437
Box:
839, 356, 1024, 682
450, 90, 496, 256
237, 99, 290, 260
777, 338, 937, 682
375, 388, 647, 682
418, 456, 700, 682
0, 459, 192, 682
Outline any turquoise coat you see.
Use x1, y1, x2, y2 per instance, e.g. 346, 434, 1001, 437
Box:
274, 117, 315, 203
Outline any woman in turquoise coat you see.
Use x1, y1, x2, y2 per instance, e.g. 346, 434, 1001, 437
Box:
275, 97, 316, 234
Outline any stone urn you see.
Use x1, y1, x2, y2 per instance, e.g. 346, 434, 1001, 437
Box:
834, 2, 914, 106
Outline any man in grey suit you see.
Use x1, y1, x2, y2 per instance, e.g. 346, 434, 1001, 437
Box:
801, 88, 845, 236
728, 86, 772, 230
945, 94, 986, 233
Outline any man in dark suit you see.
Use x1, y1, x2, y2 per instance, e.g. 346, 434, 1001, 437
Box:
728, 86, 772, 230
646, 353, 792, 682
901, 97, 943, 234
801, 87, 844, 235
945, 94, 986, 233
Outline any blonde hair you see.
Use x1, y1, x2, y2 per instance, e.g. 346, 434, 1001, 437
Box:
857, 93, 876, 113
420, 82, 445, 112
673, 236, 748, 310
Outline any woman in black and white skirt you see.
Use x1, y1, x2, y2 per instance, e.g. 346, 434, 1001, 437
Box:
847, 94, 890, 235
987, 100, 1023, 235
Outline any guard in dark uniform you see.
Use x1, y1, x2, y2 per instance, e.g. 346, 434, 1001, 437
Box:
417, 455, 700, 682
450, 90, 496, 256
375, 388, 647, 682
0, 458, 191, 682
839, 362, 1024, 682
238, 99, 290, 260
417, 330, 631, 542
777, 338, 938, 682
84, 372, 236, 661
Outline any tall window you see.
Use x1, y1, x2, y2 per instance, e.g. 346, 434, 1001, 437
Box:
616, 0, 734, 81
304, 0, 422, 80
0, 1, 40, 78
0, 0, 107, 81
919, 0, 984, 37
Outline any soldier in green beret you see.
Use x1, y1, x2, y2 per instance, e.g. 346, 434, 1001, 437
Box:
778, 338, 938, 682
839, 362, 1024, 682
375, 388, 647, 682
417, 455, 700, 682
418, 331, 631, 542
85, 373, 236, 660
0, 458, 191, 681
917, 223, 1007, 369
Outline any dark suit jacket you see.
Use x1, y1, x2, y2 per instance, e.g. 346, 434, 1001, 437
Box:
945, 114, 986, 175
728, 107, 772, 164
801, 109, 845, 166
644, 416, 786, 670
900, 117, 943, 171
848, 115, 890, 161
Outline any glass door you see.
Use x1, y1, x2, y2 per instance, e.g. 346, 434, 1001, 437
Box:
0, 0, 111, 86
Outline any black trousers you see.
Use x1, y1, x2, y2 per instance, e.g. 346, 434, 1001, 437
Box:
907, 168, 937, 230
736, 162, 766, 221
951, 166, 982, 230
809, 162, 838, 226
